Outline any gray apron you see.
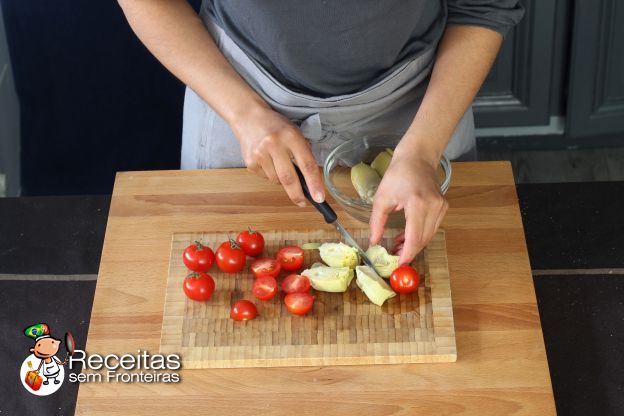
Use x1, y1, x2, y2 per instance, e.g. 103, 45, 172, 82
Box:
181, 7, 476, 170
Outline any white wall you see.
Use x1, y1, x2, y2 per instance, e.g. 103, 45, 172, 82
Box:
0, 4, 20, 196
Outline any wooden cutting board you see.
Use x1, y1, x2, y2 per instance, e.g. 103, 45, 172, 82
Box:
160, 228, 456, 368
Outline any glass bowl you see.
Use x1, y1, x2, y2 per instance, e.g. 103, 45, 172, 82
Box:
323, 135, 452, 227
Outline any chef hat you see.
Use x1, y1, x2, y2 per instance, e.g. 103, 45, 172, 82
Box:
24, 323, 51, 341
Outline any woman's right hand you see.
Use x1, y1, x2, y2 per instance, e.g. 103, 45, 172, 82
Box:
230, 106, 326, 207
116, 0, 325, 207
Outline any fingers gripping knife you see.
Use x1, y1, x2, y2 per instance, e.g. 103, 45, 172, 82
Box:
292, 164, 380, 275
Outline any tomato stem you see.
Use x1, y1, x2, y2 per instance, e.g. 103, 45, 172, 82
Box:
194, 240, 204, 251
187, 272, 201, 279
228, 237, 241, 250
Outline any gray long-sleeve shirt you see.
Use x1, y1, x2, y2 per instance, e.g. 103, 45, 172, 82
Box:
205, 0, 524, 97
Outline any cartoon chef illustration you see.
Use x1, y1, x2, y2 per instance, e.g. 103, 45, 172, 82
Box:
24, 323, 67, 385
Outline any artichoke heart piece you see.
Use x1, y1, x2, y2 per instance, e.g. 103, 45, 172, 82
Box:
370, 151, 393, 177
351, 162, 381, 203
365, 245, 400, 278
319, 242, 360, 269
355, 265, 396, 306
302, 265, 354, 292
301, 242, 322, 250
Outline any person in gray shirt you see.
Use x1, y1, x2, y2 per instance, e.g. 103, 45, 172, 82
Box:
207, 1, 523, 97
118, 0, 524, 263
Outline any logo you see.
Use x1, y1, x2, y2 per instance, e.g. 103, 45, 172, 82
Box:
18, 323, 181, 395
19, 323, 75, 396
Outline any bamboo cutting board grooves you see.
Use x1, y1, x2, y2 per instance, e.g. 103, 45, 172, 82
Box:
160, 228, 456, 368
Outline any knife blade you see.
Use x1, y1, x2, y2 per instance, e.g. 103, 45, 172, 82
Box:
334, 221, 378, 272
292, 164, 380, 276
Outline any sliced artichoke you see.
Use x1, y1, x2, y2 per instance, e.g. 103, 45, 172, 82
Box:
319, 242, 359, 269
370, 151, 392, 177
302, 266, 354, 292
355, 265, 396, 306
301, 242, 322, 250
385, 148, 394, 156
350, 162, 381, 203
365, 245, 400, 278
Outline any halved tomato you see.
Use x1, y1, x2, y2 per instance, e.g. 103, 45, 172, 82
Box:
252, 276, 278, 301
281, 274, 311, 294
250, 258, 281, 279
277, 246, 304, 272
284, 292, 315, 316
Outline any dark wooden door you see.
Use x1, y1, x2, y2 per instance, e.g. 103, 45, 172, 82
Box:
566, 0, 624, 138
473, 0, 558, 128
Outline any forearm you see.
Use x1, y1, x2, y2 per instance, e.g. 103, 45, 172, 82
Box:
396, 25, 503, 165
117, 0, 268, 125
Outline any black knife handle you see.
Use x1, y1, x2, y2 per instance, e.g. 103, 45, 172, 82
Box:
293, 163, 337, 224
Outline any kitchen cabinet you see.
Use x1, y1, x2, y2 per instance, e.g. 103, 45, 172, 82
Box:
475, 0, 624, 142
474, 0, 558, 127
0, 5, 19, 197
1, 0, 187, 196
566, 0, 624, 138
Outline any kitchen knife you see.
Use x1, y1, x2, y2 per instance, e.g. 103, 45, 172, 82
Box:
292, 164, 380, 275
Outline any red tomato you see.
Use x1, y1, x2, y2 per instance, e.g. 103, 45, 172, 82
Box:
183, 272, 215, 302
230, 300, 257, 321
284, 292, 315, 316
389, 265, 420, 294
250, 258, 281, 279
281, 274, 311, 294
236, 228, 265, 257
216, 240, 247, 273
182, 241, 215, 273
277, 246, 304, 272
252, 276, 278, 301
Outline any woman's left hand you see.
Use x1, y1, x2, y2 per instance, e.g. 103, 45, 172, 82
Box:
369, 150, 448, 265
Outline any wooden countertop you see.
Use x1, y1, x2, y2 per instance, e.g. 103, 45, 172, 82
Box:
76, 162, 556, 415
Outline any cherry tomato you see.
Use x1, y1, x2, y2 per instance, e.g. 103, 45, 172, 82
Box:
236, 228, 265, 257
284, 292, 315, 316
182, 241, 215, 273
183, 272, 215, 302
252, 276, 278, 301
389, 265, 420, 294
281, 274, 311, 294
276, 246, 304, 272
216, 239, 247, 273
250, 257, 281, 279
230, 300, 257, 321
